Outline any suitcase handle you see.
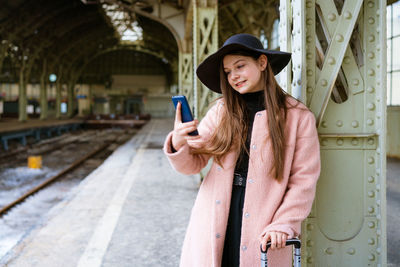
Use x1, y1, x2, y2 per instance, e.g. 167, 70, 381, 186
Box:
260, 238, 301, 267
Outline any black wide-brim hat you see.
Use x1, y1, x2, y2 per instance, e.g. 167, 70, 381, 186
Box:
196, 33, 291, 94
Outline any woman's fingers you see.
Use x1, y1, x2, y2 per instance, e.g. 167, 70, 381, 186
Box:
174, 102, 182, 125
260, 231, 289, 251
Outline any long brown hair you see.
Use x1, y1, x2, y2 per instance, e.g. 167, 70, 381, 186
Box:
194, 51, 290, 181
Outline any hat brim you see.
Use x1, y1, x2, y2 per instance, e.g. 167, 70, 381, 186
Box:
196, 43, 291, 94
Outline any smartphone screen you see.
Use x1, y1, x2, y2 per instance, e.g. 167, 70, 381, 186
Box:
172, 95, 199, 136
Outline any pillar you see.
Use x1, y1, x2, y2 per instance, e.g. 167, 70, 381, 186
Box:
280, 0, 387, 265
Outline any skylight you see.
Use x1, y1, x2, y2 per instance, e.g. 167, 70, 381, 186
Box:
102, 3, 143, 43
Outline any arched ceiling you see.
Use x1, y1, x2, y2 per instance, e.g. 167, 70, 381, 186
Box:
0, 0, 179, 85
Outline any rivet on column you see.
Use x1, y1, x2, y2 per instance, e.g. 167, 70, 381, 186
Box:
352, 79, 359, 85
351, 121, 359, 128
368, 221, 375, 228
368, 238, 375, 245
367, 118, 374, 125
346, 248, 356, 255
368, 69, 375, 76
368, 157, 375, 164
368, 206, 375, 213
307, 224, 314, 231
367, 103, 375, 110
367, 176, 375, 183
328, 13, 336, 21
328, 57, 335, 64
368, 17, 375, 24
321, 121, 327, 128
336, 120, 343, 127
368, 254, 375, 261
367, 86, 375, 93
344, 11, 352, 19
368, 52, 375, 59
307, 69, 313, 76
307, 87, 313, 93
369, 35, 375, 42
368, 1, 374, 8
368, 190, 375, 198
321, 79, 328, 86
367, 138, 374, 145
351, 138, 359, 145
336, 34, 344, 42
336, 139, 344, 146
344, 56, 350, 64
325, 247, 333, 255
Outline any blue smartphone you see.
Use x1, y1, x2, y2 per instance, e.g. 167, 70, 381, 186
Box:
172, 95, 199, 136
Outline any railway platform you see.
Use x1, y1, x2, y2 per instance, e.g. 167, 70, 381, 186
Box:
0, 118, 199, 267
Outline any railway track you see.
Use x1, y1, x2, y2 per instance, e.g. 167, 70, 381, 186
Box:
0, 128, 138, 216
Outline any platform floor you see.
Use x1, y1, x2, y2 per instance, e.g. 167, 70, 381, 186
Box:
0, 119, 199, 267
0, 118, 399, 266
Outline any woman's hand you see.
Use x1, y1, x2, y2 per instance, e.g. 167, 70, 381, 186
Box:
172, 102, 200, 151
260, 231, 288, 251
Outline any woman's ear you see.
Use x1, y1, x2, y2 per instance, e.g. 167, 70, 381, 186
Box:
258, 54, 268, 71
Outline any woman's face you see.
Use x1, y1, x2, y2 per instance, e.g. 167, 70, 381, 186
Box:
223, 54, 267, 94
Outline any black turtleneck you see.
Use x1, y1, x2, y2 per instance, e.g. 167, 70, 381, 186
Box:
234, 90, 265, 176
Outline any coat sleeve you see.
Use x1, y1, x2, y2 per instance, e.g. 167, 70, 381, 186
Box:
261, 111, 321, 238
163, 100, 223, 175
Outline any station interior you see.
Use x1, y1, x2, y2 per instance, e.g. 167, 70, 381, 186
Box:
0, 0, 399, 266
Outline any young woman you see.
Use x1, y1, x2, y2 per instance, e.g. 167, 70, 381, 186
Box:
164, 33, 320, 267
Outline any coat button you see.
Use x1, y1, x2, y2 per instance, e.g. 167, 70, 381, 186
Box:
216, 200, 221, 205
242, 245, 247, 251
244, 212, 250, 218
248, 178, 254, 184
216, 233, 221, 238
252, 144, 257, 150
217, 166, 222, 171
257, 113, 262, 116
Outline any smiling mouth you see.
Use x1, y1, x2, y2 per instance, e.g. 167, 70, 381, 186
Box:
235, 80, 246, 87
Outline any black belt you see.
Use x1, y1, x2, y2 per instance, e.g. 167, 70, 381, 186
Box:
233, 173, 247, 187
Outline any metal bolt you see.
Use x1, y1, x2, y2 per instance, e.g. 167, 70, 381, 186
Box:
368, 17, 375, 24
352, 79, 359, 85
368, 191, 375, 198
368, 254, 375, 261
325, 247, 334, 255
368, 1, 374, 8
307, 257, 313, 264
328, 13, 336, 21
306, 240, 314, 247
368, 52, 375, 59
321, 79, 328, 86
307, 69, 313, 76
377, 247, 382, 255
368, 157, 375, 164
368, 222, 375, 228
344, 11, 352, 19
367, 103, 375, 110
368, 206, 375, 213
369, 35, 375, 42
306, 1, 312, 8
307, 53, 312, 59
321, 121, 327, 128
321, 139, 328, 146
346, 248, 356, 255
336, 139, 344, 146
368, 238, 375, 245
368, 176, 375, 183
344, 56, 350, 64
307, 18, 312, 25
368, 69, 375, 76
367, 138, 374, 145
307, 87, 313, 93
307, 224, 314, 231
351, 121, 359, 128
336, 120, 343, 127
335, 34, 344, 42
367, 86, 375, 93
351, 138, 359, 146
328, 57, 335, 64
367, 119, 374, 125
